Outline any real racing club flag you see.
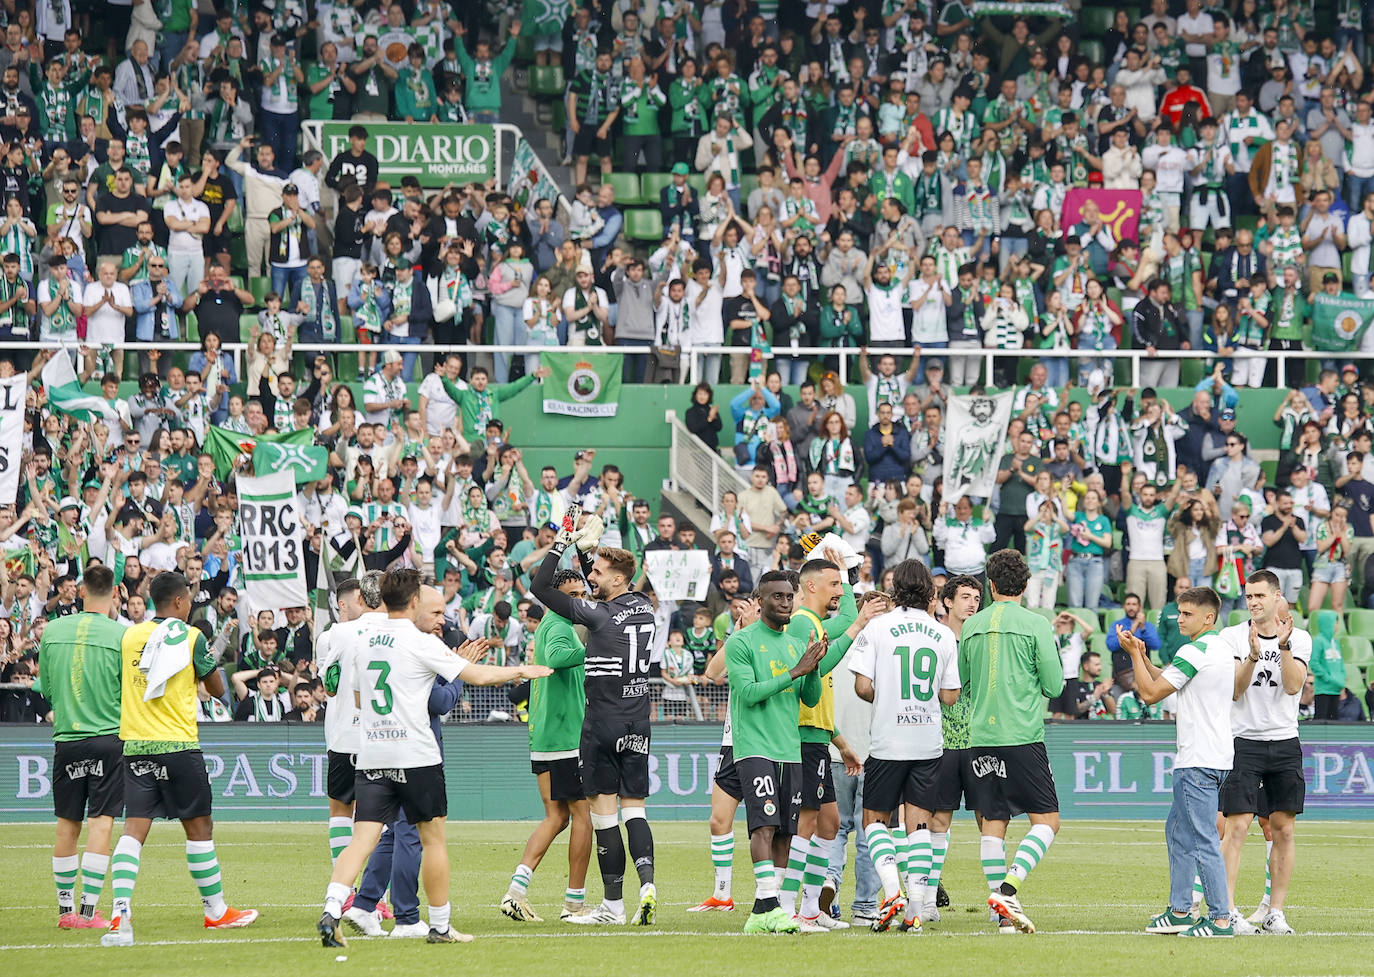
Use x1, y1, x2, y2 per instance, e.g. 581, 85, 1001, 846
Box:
40, 350, 122, 424
253, 440, 329, 484
541, 352, 622, 418
1311, 291, 1374, 352
205, 425, 316, 480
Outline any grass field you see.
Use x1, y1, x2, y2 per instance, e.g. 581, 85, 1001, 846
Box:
3, 819, 1371, 976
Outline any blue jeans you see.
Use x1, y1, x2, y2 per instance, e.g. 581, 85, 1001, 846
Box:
355, 815, 422, 925
617, 337, 652, 383
471, 110, 500, 124
157, 31, 187, 72
491, 303, 526, 382
1166, 766, 1229, 920
826, 761, 879, 917
1346, 173, 1374, 214
260, 109, 298, 171
774, 354, 810, 385
1185, 309, 1204, 351
1042, 355, 1069, 388
1187, 556, 1212, 590
270, 264, 308, 308
386, 333, 423, 381
1066, 554, 1105, 610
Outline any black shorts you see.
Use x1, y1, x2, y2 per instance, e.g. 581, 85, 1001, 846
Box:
124, 749, 213, 821
579, 719, 651, 799
204, 230, 230, 255
572, 126, 612, 159
800, 741, 836, 810
736, 756, 802, 836
714, 745, 743, 800
931, 748, 973, 812
327, 750, 356, 805
1220, 737, 1306, 817
53, 735, 124, 822
354, 764, 447, 824
963, 743, 1059, 820
862, 756, 941, 814
532, 756, 585, 802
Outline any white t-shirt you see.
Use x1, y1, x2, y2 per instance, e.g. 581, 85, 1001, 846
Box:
317, 613, 382, 754
686, 280, 725, 345
166, 198, 210, 253
848, 606, 960, 760
1220, 622, 1311, 741
866, 281, 906, 342
408, 501, 444, 562
37, 278, 80, 342
841, 504, 872, 552
1056, 631, 1086, 680
417, 371, 463, 435
82, 281, 132, 345
139, 540, 184, 572
352, 615, 467, 769
908, 277, 950, 344
1177, 10, 1214, 56
1161, 631, 1235, 770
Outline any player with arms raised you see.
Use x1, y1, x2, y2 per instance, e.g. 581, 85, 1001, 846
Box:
102, 571, 259, 947
960, 550, 1065, 935
1219, 570, 1309, 935
849, 560, 961, 934
530, 514, 661, 926
502, 568, 594, 923
724, 571, 827, 934
318, 570, 550, 947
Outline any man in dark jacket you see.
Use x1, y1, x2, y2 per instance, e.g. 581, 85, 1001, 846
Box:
1175, 389, 1218, 483
863, 401, 912, 483
1131, 278, 1189, 389
659, 162, 700, 241
385, 262, 432, 379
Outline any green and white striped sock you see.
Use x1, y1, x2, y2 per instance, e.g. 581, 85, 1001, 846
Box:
752, 859, 779, 911
906, 828, 933, 906
929, 831, 949, 888
1263, 840, 1273, 905
328, 816, 352, 865
79, 852, 109, 917
798, 835, 830, 918
186, 840, 227, 920
53, 854, 79, 914
979, 835, 1006, 892
710, 833, 734, 900
779, 835, 807, 912
891, 825, 910, 875
864, 823, 903, 899
510, 863, 533, 896
110, 836, 142, 919
1192, 875, 1204, 906
564, 887, 585, 908
1007, 824, 1055, 889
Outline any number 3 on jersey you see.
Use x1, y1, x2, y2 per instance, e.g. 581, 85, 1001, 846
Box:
367, 660, 394, 715
893, 646, 937, 701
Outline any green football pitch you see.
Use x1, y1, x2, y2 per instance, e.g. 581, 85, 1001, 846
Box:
2, 819, 1370, 976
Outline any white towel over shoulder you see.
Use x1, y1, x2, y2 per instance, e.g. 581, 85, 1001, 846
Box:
139, 618, 194, 701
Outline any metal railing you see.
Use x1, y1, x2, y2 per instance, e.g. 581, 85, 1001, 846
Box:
3, 341, 1359, 391
666, 408, 749, 516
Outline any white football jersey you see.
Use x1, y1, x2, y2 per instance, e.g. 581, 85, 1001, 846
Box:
1220, 622, 1311, 741
351, 616, 467, 769
316, 613, 384, 754
847, 606, 960, 760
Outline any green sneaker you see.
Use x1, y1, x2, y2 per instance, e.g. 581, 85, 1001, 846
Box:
633, 883, 656, 926
744, 912, 772, 934
762, 907, 800, 933
1146, 909, 1196, 934
1178, 917, 1234, 938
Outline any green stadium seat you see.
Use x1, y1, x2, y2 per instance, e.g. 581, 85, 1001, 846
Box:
1029, 607, 1058, 627
602, 172, 643, 206
1089, 632, 1109, 661
529, 65, 564, 99
1340, 635, 1374, 667
183, 310, 199, 343
739, 172, 760, 201
1345, 663, 1367, 695
240, 312, 259, 339
623, 209, 664, 242
1068, 609, 1101, 632
1346, 608, 1374, 636
1078, 39, 1104, 65
249, 277, 270, 306
1228, 609, 1249, 627
513, 33, 536, 65
687, 173, 707, 195
1080, 7, 1115, 37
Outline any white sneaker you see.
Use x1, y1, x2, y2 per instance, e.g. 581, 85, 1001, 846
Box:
100, 913, 133, 947
805, 912, 849, 931
564, 902, 625, 925
1262, 910, 1295, 935
343, 906, 383, 937
1247, 902, 1271, 925
796, 915, 832, 933
1229, 910, 1258, 935
389, 921, 430, 938
560, 903, 591, 921
500, 894, 543, 922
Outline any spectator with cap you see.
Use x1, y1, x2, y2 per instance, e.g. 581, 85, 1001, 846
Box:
1199, 406, 1239, 484
659, 162, 699, 243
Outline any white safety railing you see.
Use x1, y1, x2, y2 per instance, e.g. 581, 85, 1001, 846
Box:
3, 342, 1359, 391
666, 409, 749, 516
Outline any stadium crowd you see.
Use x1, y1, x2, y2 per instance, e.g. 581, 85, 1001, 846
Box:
2, 0, 1374, 729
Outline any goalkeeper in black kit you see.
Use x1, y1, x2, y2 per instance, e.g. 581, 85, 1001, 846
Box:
530, 509, 660, 926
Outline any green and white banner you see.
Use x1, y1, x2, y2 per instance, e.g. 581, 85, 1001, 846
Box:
1311, 291, 1374, 352
508, 137, 564, 210
0, 374, 24, 505
254, 440, 328, 484
237, 470, 308, 613
40, 351, 120, 424
541, 353, 623, 418
205, 425, 315, 480
316, 122, 496, 186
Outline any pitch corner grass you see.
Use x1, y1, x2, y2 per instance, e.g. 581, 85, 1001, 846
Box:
2, 819, 1370, 977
